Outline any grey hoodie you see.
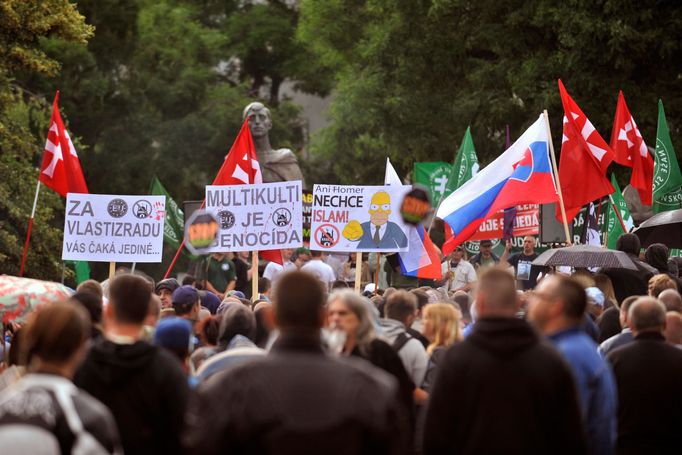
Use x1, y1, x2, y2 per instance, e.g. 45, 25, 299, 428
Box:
379, 318, 429, 386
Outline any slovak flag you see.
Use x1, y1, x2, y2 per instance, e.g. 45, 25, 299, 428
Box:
39, 92, 88, 197
384, 158, 442, 280
437, 115, 558, 255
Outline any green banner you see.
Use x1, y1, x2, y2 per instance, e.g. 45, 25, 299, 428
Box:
605, 175, 634, 249
149, 176, 184, 249
653, 100, 682, 213
413, 161, 452, 207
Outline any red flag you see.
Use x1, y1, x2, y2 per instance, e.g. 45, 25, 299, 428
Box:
610, 91, 653, 205
556, 80, 615, 222
39, 92, 88, 196
213, 118, 281, 265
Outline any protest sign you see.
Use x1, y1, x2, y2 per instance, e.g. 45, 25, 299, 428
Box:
469, 205, 540, 241
311, 184, 411, 252
62, 194, 165, 262
205, 181, 303, 252
303, 190, 312, 241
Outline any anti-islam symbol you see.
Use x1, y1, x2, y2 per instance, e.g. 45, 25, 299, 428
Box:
272, 207, 292, 227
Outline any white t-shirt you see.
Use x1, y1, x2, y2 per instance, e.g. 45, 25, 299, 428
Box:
263, 261, 296, 291
441, 260, 477, 293
301, 260, 336, 290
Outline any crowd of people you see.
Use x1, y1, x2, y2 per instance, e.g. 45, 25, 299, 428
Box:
1, 231, 682, 454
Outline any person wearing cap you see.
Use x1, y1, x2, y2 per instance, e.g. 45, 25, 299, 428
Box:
528, 274, 617, 455
154, 317, 192, 373
468, 240, 499, 273
155, 278, 180, 309
439, 246, 476, 294
172, 285, 201, 327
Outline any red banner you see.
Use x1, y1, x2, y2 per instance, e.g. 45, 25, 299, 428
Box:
469, 204, 540, 241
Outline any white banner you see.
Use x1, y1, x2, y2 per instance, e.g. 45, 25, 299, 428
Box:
62, 194, 165, 262
311, 184, 411, 252
205, 181, 303, 252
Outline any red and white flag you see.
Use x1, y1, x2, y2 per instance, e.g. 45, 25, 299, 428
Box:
39, 92, 88, 196
556, 80, 615, 223
610, 91, 653, 205
213, 117, 281, 265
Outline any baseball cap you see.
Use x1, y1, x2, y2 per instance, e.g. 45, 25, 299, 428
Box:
155, 278, 180, 295
364, 283, 376, 294
153, 317, 192, 352
172, 285, 199, 314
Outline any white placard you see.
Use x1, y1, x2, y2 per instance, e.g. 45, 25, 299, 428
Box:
62, 194, 165, 262
310, 184, 411, 252
205, 181, 303, 252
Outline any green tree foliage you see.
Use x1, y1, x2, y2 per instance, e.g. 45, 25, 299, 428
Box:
299, 0, 682, 184
0, 0, 93, 278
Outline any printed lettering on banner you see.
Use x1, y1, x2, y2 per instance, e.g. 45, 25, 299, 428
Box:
205, 181, 303, 252
62, 194, 166, 262
311, 184, 411, 252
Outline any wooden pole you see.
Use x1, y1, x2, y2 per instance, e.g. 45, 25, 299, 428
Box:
251, 251, 259, 301
354, 252, 363, 293
108, 261, 116, 280
374, 253, 381, 292
544, 110, 571, 244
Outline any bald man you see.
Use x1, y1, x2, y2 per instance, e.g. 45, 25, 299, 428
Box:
664, 312, 682, 346
607, 297, 682, 453
658, 288, 682, 313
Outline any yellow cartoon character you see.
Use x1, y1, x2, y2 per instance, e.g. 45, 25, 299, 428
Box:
342, 191, 408, 249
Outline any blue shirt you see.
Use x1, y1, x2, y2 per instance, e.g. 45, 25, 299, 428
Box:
549, 327, 617, 455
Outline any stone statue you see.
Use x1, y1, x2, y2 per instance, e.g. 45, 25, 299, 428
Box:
622, 184, 653, 225
243, 102, 305, 185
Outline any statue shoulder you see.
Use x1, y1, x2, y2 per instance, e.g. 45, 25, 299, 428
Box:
271, 148, 298, 162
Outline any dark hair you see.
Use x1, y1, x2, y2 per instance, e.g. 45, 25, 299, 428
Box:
620, 295, 639, 315
385, 290, 417, 323
76, 279, 103, 299
551, 276, 587, 321
70, 291, 103, 324
410, 289, 430, 311
218, 304, 256, 347
310, 250, 323, 258
23, 302, 90, 366
331, 280, 349, 290
182, 275, 197, 286
254, 305, 272, 347
197, 316, 220, 346
273, 271, 325, 330
109, 274, 153, 324
616, 233, 641, 255
8, 328, 25, 366
258, 277, 271, 293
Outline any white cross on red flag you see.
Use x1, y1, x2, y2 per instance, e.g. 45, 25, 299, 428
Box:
610, 91, 653, 205
39, 92, 88, 197
556, 79, 615, 223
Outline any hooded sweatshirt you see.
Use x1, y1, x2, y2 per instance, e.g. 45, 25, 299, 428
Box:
379, 318, 429, 387
423, 317, 586, 455
74, 338, 189, 455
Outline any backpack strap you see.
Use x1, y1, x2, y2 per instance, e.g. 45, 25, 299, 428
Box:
392, 332, 412, 352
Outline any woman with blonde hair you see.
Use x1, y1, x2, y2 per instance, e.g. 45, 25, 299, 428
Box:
421, 303, 462, 392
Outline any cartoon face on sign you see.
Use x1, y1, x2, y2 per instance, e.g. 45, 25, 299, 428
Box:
342, 191, 408, 250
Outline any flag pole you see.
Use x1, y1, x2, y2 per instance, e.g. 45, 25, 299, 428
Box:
374, 253, 381, 292
543, 110, 571, 244
608, 194, 628, 233
354, 252, 363, 292
108, 261, 116, 280
19, 180, 42, 277
251, 251, 259, 301
164, 199, 207, 279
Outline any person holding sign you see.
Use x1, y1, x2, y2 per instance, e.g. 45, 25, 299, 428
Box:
343, 191, 408, 249
501, 236, 545, 291
198, 253, 237, 300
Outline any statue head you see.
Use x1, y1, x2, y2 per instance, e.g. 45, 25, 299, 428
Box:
243, 102, 272, 139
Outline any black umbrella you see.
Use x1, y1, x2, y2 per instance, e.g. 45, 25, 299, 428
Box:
531, 245, 637, 270
633, 208, 682, 248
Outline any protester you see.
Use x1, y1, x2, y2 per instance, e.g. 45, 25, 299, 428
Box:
595, 274, 622, 342
153, 317, 192, 373
501, 236, 545, 290
182, 275, 197, 287
468, 239, 499, 272
420, 303, 462, 393
664, 311, 682, 346
198, 252, 237, 300
257, 276, 272, 301
155, 278, 180, 309
198, 289, 221, 315
601, 234, 655, 304
439, 246, 476, 293
76, 278, 104, 299
585, 286, 605, 319
183, 271, 406, 454
0, 327, 25, 391
380, 290, 429, 387
658, 288, 682, 313
262, 248, 296, 290
648, 273, 677, 297
172, 285, 201, 326
70, 290, 104, 339
423, 268, 586, 454
339, 252, 372, 285
253, 301, 275, 348
0, 302, 122, 454
233, 251, 252, 298
607, 297, 682, 454
301, 250, 336, 291
599, 295, 638, 356
528, 275, 617, 455
74, 274, 189, 454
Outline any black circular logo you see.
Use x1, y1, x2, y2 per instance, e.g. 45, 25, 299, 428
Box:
272, 208, 292, 227
217, 210, 236, 229
133, 200, 153, 219
107, 199, 128, 218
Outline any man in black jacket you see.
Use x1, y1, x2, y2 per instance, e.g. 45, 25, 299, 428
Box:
423, 268, 586, 454
603, 233, 657, 304
607, 297, 682, 454
75, 274, 189, 455
183, 271, 407, 455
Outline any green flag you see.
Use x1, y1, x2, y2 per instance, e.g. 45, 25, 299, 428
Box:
413, 162, 452, 207
605, 175, 634, 249
149, 176, 184, 248
653, 100, 682, 213
64, 260, 91, 285
448, 126, 479, 192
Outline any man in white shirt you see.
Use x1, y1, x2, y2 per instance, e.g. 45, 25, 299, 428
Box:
440, 246, 477, 293
301, 250, 336, 291
262, 249, 296, 292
